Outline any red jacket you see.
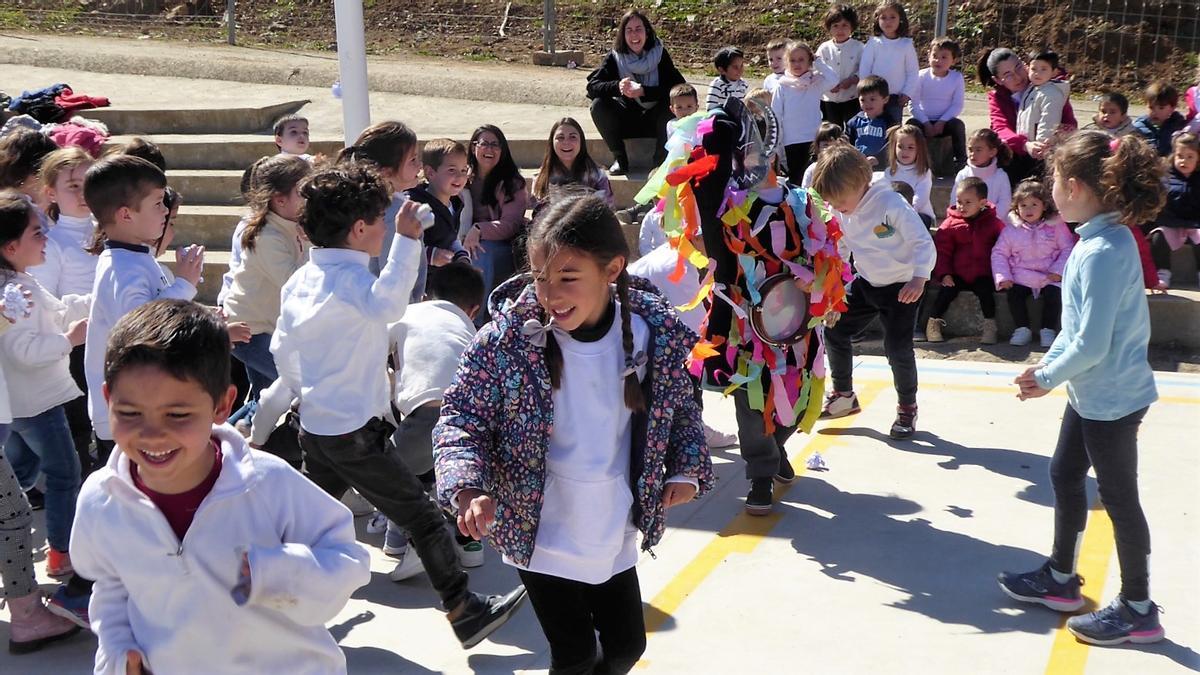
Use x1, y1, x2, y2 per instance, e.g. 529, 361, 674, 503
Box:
934, 203, 1007, 283
989, 87, 1077, 157
1127, 224, 1158, 290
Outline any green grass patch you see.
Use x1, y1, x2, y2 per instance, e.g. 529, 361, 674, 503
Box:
0, 8, 28, 28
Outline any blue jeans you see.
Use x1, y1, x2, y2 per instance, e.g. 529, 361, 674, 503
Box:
5, 406, 80, 552
474, 238, 515, 326
231, 333, 278, 425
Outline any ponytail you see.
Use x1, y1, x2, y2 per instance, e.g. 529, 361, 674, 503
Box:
1052, 131, 1167, 225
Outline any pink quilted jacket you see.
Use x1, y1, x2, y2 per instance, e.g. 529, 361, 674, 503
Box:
990, 212, 1075, 293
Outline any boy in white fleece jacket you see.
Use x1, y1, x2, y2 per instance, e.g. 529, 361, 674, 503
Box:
70, 300, 371, 675
812, 144, 935, 439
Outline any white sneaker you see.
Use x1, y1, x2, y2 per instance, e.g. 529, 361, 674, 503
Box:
341, 489, 375, 517
1009, 327, 1033, 346
458, 540, 485, 568
366, 511, 387, 534
388, 552, 426, 582
704, 424, 738, 449
1039, 328, 1056, 348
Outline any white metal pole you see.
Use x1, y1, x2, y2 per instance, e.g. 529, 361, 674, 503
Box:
334, 0, 371, 146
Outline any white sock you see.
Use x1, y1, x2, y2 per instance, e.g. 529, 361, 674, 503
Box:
1126, 598, 1152, 615
1049, 566, 1073, 584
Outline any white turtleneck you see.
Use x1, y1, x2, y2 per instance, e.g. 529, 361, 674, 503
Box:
30, 213, 100, 298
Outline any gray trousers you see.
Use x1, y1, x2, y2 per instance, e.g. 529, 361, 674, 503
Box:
733, 389, 799, 480
0, 425, 37, 599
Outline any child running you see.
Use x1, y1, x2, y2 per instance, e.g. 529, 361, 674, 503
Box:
250, 162, 527, 648
1003, 131, 1167, 647
71, 299, 371, 674
436, 194, 713, 672
992, 178, 1074, 347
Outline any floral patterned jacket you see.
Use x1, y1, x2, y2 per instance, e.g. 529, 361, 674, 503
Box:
434, 274, 715, 567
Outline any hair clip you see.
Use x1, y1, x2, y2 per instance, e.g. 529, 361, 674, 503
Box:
621, 351, 649, 378
521, 318, 555, 348
1109, 137, 1121, 153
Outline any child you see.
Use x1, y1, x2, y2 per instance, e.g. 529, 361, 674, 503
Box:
846, 75, 892, 167
771, 41, 839, 179
0, 283, 83, 655
876, 124, 935, 226
858, 0, 919, 127
818, 4, 864, 128
1017, 50, 1070, 158
763, 39, 788, 94
436, 194, 712, 671
83, 155, 204, 464
954, 128, 1013, 217
383, 261, 486, 575
0, 129, 58, 228
910, 37, 967, 170
0, 192, 89, 579
70, 299, 371, 673
114, 137, 166, 173
814, 143, 935, 438
249, 163, 527, 648
926, 177, 1006, 344
1004, 131, 1166, 647
707, 46, 748, 111
223, 154, 312, 427
1082, 92, 1137, 138
218, 155, 272, 309
1148, 132, 1200, 288
274, 113, 312, 159
801, 122, 847, 188
992, 178, 1074, 347
406, 138, 472, 278
667, 83, 701, 137
532, 117, 614, 216
1133, 82, 1187, 156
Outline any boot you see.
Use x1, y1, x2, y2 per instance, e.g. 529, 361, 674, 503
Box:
981, 318, 998, 345
925, 317, 945, 343
7, 591, 81, 654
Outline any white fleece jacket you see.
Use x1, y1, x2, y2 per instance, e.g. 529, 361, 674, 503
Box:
833, 181, 936, 286
0, 272, 89, 418
70, 424, 371, 675
30, 213, 100, 298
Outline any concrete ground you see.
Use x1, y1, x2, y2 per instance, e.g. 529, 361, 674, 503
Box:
1, 356, 1197, 674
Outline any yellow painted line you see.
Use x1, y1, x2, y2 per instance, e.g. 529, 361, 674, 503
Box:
641, 382, 887, 634
1044, 505, 1115, 675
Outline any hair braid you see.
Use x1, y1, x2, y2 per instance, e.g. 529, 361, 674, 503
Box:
616, 270, 646, 413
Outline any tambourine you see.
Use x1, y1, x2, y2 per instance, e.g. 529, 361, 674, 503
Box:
749, 274, 812, 348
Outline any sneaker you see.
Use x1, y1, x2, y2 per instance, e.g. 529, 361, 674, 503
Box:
387, 551, 426, 582
382, 523, 409, 558
981, 318, 998, 345
1156, 269, 1172, 288
458, 540, 485, 568
366, 511, 388, 534
745, 478, 774, 516
451, 586, 529, 649
704, 424, 738, 449
24, 487, 44, 511
820, 391, 861, 419
926, 317, 946, 343
889, 404, 918, 440
1039, 328, 1056, 348
46, 549, 73, 578
1009, 326, 1033, 346
1066, 596, 1165, 646
46, 586, 91, 629
341, 488, 375, 517
997, 561, 1085, 612
774, 452, 795, 484
6, 590, 81, 654
608, 159, 628, 177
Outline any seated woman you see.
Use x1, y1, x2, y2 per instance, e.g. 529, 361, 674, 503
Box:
586, 9, 685, 175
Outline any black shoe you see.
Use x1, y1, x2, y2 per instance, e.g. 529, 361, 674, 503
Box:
451, 586, 528, 649
889, 404, 918, 440
774, 452, 795, 484
25, 487, 45, 511
745, 478, 773, 516
609, 159, 628, 176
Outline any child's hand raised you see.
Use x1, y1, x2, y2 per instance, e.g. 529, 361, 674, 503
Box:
394, 201, 425, 241
456, 489, 496, 540
175, 245, 205, 286
662, 482, 697, 509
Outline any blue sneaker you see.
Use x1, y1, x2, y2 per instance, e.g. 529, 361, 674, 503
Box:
46, 586, 91, 629
998, 561, 1085, 612
1067, 596, 1165, 646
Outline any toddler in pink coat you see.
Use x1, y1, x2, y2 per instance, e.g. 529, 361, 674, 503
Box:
991, 179, 1075, 348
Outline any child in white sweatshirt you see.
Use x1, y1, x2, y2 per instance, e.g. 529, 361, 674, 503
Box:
71, 299, 371, 675
875, 123, 936, 226
771, 41, 839, 180
859, 1, 920, 127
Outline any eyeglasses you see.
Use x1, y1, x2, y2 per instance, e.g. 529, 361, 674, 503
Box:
473, 141, 502, 150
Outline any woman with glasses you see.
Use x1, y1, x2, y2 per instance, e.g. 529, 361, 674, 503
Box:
463, 125, 528, 326
586, 9, 685, 175
977, 47, 1079, 186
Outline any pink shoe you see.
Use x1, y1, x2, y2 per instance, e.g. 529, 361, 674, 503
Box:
6, 590, 82, 654
704, 424, 738, 449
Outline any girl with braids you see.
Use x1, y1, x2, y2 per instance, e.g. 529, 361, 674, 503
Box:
435, 194, 712, 673
223, 154, 313, 427
1002, 132, 1168, 646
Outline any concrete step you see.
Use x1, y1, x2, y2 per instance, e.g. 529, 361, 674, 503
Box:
169, 169, 245, 206
87, 100, 310, 136
158, 250, 229, 305
174, 204, 245, 249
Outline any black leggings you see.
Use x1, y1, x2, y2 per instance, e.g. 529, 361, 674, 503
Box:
1050, 404, 1151, 601
783, 142, 812, 180
1006, 284, 1062, 330
1149, 228, 1200, 271
821, 98, 860, 129
930, 276, 996, 319
518, 566, 646, 674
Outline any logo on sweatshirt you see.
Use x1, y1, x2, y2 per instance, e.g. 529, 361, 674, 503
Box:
873, 222, 896, 238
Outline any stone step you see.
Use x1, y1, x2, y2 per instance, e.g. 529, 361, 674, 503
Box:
158, 249, 229, 305
87, 100, 310, 136
173, 204, 246, 249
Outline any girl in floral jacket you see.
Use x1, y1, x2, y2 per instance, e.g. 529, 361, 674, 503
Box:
434, 194, 713, 673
